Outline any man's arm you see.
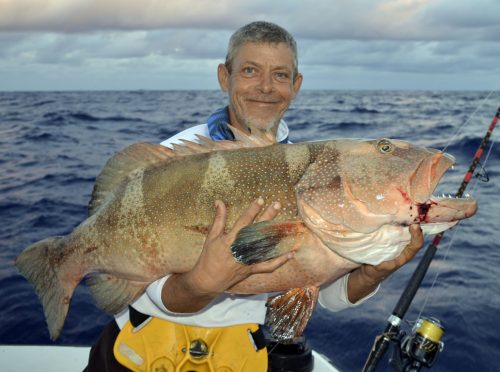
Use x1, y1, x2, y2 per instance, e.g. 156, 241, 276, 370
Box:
160, 198, 291, 313
346, 224, 424, 303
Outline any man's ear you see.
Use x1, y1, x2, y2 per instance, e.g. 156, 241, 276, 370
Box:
292, 72, 303, 98
218, 63, 230, 92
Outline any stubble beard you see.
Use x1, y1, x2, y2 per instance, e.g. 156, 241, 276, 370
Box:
241, 113, 281, 139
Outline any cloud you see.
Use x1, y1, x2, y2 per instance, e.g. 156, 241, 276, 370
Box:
0, 0, 247, 32
0, 29, 230, 66
0, 0, 499, 42
1, 0, 499, 91
300, 39, 500, 75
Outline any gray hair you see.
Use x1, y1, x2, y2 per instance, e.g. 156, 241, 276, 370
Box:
225, 21, 298, 76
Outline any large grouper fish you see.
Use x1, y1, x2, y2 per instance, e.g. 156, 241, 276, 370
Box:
16, 128, 477, 341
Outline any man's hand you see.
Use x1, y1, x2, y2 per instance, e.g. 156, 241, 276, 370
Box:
161, 198, 292, 313
347, 224, 424, 304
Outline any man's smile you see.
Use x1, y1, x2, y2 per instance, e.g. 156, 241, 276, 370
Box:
245, 98, 282, 104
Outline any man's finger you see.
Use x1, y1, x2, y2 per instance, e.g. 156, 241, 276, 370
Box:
229, 198, 266, 236
397, 224, 424, 264
407, 224, 424, 251
207, 200, 227, 239
256, 201, 281, 222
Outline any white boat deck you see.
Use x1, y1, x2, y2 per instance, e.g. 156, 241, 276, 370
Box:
0, 345, 91, 372
0, 345, 340, 371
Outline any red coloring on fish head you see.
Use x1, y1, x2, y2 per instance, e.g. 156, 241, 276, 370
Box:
397, 187, 412, 204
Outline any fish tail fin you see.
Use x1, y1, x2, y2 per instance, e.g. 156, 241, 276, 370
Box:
15, 236, 80, 340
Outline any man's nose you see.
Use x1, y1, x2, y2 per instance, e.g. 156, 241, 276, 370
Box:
257, 71, 273, 93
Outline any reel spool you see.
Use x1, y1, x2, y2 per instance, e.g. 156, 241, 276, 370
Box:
390, 317, 445, 372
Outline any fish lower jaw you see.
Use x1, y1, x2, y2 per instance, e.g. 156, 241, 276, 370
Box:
420, 221, 458, 235
415, 193, 477, 220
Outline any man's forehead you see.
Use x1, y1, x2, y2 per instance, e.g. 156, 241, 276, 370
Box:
233, 42, 295, 66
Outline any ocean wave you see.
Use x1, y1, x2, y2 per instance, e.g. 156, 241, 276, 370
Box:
39, 112, 66, 125
31, 100, 56, 107
1, 173, 94, 194
0, 201, 27, 213
38, 110, 154, 124
23, 131, 79, 143
319, 121, 371, 131
69, 112, 100, 121
445, 135, 496, 156
350, 106, 380, 114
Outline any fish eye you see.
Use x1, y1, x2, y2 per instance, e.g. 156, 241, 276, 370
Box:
376, 139, 394, 154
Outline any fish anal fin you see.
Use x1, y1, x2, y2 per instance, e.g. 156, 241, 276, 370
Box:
86, 273, 148, 314
231, 221, 306, 265
265, 286, 320, 342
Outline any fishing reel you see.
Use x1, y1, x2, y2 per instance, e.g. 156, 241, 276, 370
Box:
389, 317, 445, 372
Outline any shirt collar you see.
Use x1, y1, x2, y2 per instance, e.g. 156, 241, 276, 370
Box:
207, 106, 289, 144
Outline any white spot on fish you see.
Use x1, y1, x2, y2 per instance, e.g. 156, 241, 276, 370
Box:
376, 194, 385, 200
202, 152, 236, 191
285, 145, 310, 179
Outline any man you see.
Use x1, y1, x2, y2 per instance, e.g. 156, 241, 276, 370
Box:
86, 21, 423, 371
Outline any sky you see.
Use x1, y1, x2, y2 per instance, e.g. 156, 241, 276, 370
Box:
1, 0, 500, 91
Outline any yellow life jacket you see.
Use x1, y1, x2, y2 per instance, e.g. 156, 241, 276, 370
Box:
113, 314, 268, 372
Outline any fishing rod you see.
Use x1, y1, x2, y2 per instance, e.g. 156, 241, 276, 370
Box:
362, 105, 500, 372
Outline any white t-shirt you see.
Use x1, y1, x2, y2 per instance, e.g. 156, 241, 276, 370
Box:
114, 121, 378, 329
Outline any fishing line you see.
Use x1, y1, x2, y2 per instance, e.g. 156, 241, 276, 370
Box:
440, 88, 499, 154
417, 136, 496, 314
267, 341, 281, 356
415, 108, 498, 319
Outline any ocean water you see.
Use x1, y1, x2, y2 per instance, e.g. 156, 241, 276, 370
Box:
1, 90, 499, 371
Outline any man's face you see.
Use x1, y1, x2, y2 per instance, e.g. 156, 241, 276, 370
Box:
218, 42, 302, 138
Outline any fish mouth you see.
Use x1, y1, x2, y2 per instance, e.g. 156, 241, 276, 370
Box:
417, 194, 477, 224
410, 151, 477, 225
410, 151, 456, 203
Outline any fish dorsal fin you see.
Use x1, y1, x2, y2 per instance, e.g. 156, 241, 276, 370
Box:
228, 124, 277, 145
89, 142, 177, 215
180, 124, 276, 153
88, 126, 275, 216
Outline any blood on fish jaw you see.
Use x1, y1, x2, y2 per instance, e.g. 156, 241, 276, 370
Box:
417, 200, 437, 222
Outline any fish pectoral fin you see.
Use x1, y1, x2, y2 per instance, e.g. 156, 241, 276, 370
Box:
86, 273, 148, 314
265, 287, 320, 342
231, 220, 305, 265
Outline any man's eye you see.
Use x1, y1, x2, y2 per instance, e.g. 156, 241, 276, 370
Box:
275, 72, 290, 81
243, 67, 256, 74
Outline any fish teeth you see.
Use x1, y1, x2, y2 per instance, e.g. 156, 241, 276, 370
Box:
438, 193, 461, 199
